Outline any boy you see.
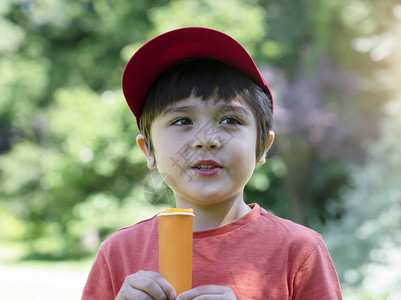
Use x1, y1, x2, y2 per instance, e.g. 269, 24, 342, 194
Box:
82, 27, 342, 299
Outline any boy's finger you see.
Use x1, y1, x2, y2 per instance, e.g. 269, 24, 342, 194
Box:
117, 287, 153, 300
127, 271, 177, 300
177, 285, 236, 300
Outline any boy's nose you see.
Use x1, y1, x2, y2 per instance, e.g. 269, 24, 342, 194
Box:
192, 128, 221, 150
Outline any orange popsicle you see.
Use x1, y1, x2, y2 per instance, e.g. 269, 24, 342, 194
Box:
158, 208, 194, 295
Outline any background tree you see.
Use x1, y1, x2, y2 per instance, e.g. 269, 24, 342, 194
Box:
324, 10, 401, 298
0, 0, 169, 257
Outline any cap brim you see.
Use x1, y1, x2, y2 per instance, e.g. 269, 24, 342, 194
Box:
122, 27, 272, 122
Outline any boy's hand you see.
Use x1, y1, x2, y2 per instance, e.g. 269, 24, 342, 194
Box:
115, 270, 176, 300
176, 285, 237, 300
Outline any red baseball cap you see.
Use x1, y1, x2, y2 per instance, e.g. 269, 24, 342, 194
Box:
122, 27, 273, 126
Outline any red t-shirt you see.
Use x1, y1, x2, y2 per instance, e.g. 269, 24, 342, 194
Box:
82, 204, 342, 299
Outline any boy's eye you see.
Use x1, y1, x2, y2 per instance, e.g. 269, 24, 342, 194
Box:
220, 117, 241, 125
172, 118, 192, 125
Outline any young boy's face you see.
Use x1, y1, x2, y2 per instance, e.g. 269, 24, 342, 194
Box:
138, 94, 273, 207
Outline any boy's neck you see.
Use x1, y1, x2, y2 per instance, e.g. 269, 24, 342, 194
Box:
175, 197, 251, 231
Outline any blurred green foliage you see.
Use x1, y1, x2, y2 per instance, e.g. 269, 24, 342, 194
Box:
325, 97, 401, 299
0, 0, 400, 297
324, 17, 401, 298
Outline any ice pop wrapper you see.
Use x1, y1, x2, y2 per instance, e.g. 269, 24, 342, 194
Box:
158, 208, 194, 295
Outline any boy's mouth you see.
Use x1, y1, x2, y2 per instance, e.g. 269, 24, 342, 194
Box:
192, 160, 222, 169
196, 165, 216, 170
191, 160, 222, 176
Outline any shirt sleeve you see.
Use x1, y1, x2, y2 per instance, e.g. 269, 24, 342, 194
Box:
81, 249, 115, 300
293, 239, 342, 300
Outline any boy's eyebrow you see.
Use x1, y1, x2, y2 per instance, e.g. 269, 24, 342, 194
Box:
162, 103, 252, 117
216, 104, 252, 117
162, 105, 193, 116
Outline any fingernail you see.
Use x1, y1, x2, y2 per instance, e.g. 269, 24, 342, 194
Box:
169, 291, 177, 299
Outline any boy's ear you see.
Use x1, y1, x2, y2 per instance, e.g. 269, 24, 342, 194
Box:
257, 131, 275, 165
136, 134, 157, 169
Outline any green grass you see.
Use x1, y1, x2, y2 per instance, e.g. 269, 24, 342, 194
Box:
0, 241, 93, 268
0, 242, 93, 300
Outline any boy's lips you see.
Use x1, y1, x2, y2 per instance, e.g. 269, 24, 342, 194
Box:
191, 160, 222, 176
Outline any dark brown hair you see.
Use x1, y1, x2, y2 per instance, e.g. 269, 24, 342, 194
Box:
139, 59, 273, 160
